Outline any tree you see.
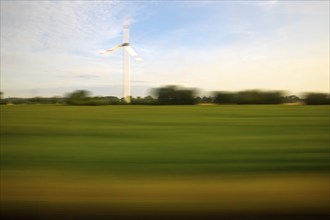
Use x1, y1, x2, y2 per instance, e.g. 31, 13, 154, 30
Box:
154, 85, 196, 105
131, 96, 156, 105
66, 90, 108, 105
305, 93, 330, 105
143, 96, 157, 105
282, 95, 301, 103
0, 91, 6, 105
236, 90, 283, 104
105, 96, 121, 105
66, 90, 90, 105
214, 92, 236, 104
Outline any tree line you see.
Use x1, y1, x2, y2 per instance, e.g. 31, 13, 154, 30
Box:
0, 86, 329, 105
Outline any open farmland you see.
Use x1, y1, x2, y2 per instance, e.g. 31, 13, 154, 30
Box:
1, 105, 329, 219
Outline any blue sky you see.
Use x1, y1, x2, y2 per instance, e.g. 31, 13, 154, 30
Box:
1, 0, 329, 97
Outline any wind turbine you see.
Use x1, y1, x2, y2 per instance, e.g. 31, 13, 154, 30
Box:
99, 20, 142, 103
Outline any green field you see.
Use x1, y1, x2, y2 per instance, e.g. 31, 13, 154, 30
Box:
1, 105, 329, 218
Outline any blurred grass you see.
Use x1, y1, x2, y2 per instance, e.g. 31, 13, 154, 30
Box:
1, 105, 329, 175
1, 171, 329, 214
1, 105, 329, 217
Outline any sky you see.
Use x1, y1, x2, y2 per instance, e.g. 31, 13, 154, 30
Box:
1, 0, 329, 98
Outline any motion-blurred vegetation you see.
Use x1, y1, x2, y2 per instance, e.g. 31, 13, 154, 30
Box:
213, 90, 283, 104
305, 93, 330, 105
65, 90, 108, 106
1, 105, 329, 174
0, 86, 329, 105
1, 105, 329, 218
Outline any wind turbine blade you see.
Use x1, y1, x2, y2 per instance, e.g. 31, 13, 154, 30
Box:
98, 44, 123, 55
124, 46, 142, 61
124, 46, 138, 56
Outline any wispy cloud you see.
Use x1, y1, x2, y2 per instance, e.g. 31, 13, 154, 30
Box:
1, 1, 125, 52
0, 1, 147, 96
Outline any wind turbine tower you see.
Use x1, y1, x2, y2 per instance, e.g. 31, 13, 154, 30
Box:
100, 20, 142, 103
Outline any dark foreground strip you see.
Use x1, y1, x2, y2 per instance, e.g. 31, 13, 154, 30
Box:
1, 211, 330, 220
